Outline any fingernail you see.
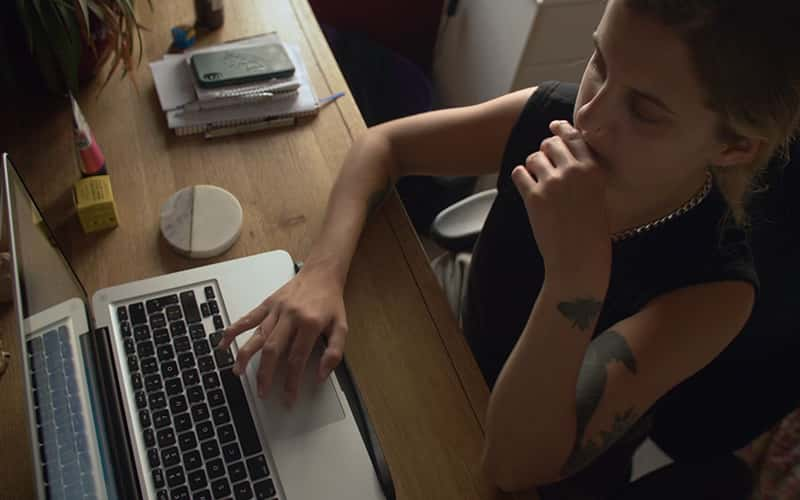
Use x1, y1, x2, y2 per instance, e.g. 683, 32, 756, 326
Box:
233, 365, 240, 376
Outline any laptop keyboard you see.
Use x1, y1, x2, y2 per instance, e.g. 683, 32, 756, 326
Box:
28, 325, 98, 499
119, 286, 278, 500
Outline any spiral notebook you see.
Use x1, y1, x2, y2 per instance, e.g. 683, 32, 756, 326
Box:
151, 34, 320, 136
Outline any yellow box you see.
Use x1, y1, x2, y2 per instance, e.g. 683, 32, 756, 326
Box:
73, 175, 119, 233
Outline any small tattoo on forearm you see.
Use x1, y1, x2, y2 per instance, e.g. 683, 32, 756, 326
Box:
562, 407, 639, 475
557, 298, 603, 331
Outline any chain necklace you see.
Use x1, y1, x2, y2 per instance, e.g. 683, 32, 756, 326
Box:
611, 171, 713, 242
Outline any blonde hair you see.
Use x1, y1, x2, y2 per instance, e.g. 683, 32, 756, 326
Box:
625, 0, 800, 225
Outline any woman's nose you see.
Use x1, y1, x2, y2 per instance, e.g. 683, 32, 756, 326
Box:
574, 93, 613, 150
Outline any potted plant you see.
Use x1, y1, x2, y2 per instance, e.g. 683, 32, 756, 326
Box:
0, 0, 152, 94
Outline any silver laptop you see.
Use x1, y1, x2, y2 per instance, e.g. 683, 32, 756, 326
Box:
3, 153, 389, 500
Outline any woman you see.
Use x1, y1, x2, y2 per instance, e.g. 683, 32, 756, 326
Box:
220, 0, 800, 497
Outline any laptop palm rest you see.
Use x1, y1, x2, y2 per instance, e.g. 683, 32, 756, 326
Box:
236, 330, 346, 439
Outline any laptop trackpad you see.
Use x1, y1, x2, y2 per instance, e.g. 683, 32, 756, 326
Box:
239, 339, 346, 439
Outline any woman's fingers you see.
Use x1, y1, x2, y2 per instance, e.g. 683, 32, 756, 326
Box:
256, 314, 294, 399
539, 135, 576, 168
318, 322, 347, 383
283, 324, 320, 407
219, 301, 269, 350
232, 326, 266, 376
550, 120, 593, 162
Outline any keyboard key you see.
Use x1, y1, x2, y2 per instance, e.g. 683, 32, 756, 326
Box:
157, 345, 175, 362
178, 352, 196, 370
144, 428, 156, 448
153, 409, 171, 429
124, 338, 136, 355
132, 373, 143, 391
233, 481, 253, 500
141, 357, 158, 374
157, 428, 176, 448
201, 440, 220, 460
213, 315, 225, 331
246, 456, 270, 481
188, 468, 209, 491
162, 361, 179, 379
182, 369, 200, 387
166, 306, 183, 322
207, 458, 225, 479
145, 374, 163, 393
253, 479, 275, 500
196, 420, 214, 441
174, 412, 192, 433
180, 291, 202, 324
222, 442, 241, 464
137, 340, 155, 358
184, 449, 202, 471
157, 294, 180, 307
187, 385, 205, 404
205, 286, 215, 300
192, 403, 210, 423
165, 465, 185, 488
170, 395, 188, 415
149, 391, 167, 410
214, 348, 235, 369
152, 467, 165, 489
153, 328, 171, 346
209, 331, 223, 348
195, 489, 212, 500
189, 323, 207, 340
211, 477, 231, 499
117, 306, 128, 322
139, 409, 152, 428
165, 377, 183, 396
157, 490, 169, 500
212, 406, 231, 426
150, 313, 167, 329
207, 389, 224, 407
134, 324, 151, 342
120, 321, 132, 337
221, 369, 263, 456
148, 448, 160, 468
208, 301, 219, 315
146, 299, 163, 315
218, 424, 235, 444
201, 302, 211, 318
194, 339, 211, 356
170, 321, 187, 337
130, 303, 147, 325
174, 336, 191, 353
198, 356, 215, 373
202, 372, 220, 391
228, 461, 247, 483
135, 391, 147, 409
161, 446, 180, 467
171, 485, 190, 500
178, 430, 198, 452
128, 355, 139, 373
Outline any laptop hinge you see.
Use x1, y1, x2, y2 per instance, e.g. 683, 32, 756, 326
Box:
89, 327, 141, 500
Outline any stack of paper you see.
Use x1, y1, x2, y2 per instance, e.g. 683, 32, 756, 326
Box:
151, 33, 320, 137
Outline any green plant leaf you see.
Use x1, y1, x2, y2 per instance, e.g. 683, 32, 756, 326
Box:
39, 0, 82, 92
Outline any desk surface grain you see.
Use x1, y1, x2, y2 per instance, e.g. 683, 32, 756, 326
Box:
0, 1, 517, 498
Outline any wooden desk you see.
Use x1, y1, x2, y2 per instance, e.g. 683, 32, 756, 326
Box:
0, 1, 511, 498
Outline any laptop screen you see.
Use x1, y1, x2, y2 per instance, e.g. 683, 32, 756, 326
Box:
3, 155, 88, 320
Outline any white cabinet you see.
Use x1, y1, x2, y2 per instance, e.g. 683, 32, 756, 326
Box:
433, 0, 605, 107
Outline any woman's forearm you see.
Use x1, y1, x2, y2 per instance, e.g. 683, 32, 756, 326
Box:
483, 277, 608, 490
304, 130, 397, 286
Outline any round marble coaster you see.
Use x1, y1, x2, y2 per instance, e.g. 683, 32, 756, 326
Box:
160, 185, 243, 259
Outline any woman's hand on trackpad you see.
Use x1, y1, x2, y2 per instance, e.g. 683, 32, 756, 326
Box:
218, 261, 348, 408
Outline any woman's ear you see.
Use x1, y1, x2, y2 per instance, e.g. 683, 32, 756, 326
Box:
711, 135, 766, 168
